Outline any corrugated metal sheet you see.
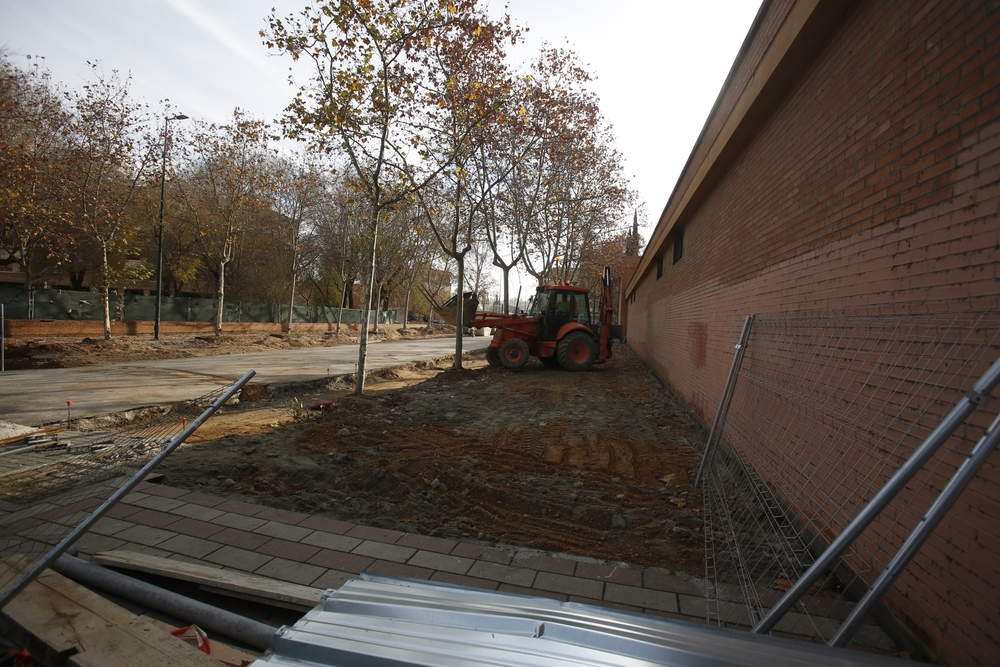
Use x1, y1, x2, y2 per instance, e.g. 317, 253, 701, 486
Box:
251, 574, 909, 667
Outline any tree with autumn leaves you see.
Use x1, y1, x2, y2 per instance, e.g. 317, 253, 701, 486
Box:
263, 0, 521, 388
1, 3, 637, 366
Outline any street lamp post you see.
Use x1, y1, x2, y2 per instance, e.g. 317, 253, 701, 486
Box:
154, 113, 188, 341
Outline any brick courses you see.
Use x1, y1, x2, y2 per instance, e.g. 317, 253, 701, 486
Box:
625, 1, 1000, 663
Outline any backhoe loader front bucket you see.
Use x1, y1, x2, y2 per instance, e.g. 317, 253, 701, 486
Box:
436, 292, 480, 327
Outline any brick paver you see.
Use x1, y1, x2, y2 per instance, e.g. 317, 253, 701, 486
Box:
306, 549, 374, 573
176, 492, 228, 508
430, 571, 498, 590
253, 507, 311, 525
210, 527, 272, 551
345, 525, 404, 544
351, 540, 416, 563
130, 495, 188, 512
204, 545, 274, 572
91, 517, 135, 536
395, 533, 457, 554
127, 509, 182, 530
604, 584, 678, 613
451, 543, 513, 564
253, 520, 313, 542
157, 534, 222, 559
511, 553, 577, 576
113, 525, 178, 547
169, 503, 226, 522
298, 515, 354, 535
533, 571, 603, 599
169, 517, 226, 540
644, 568, 702, 596
213, 499, 264, 516
257, 538, 321, 563
255, 557, 327, 586
210, 513, 268, 532
301, 531, 362, 553
367, 560, 433, 580
576, 562, 643, 587
467, 561, 536, 588
407, 550, 474, 575
51, 484, 718, 634
137, 483, 189, 499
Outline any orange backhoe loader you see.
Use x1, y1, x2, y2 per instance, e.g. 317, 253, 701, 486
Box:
441, 266, 622, 371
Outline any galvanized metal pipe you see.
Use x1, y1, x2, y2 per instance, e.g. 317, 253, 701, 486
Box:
53, 554, 276, 650
829, 408, 1000, 646
753, 355, 1000, 635
0, 444, 37, 458
694, 314, 755, 488
0, 369, 256, 610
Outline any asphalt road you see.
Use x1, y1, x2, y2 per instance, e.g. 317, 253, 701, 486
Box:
0, 337, 491, 427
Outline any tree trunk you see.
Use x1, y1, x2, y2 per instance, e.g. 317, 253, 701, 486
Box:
355, 223, 378, 395
454, 254, 464, 370
335, 282, 346, 334
286, 233, 299, 333
69, 270, 86, 291
502, 266, 510, 314
285, 267, 296, 333
346, 278, 356, 308
101, 246, 112, 340
215, 260, 226, 336
402, 288, 411, 331
373, 284, 381, 333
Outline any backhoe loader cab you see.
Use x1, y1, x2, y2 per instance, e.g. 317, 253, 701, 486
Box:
528, 286, 593, 338
465, 267, 619, 372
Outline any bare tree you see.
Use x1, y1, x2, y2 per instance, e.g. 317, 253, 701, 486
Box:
66, 63, 157, 338
272, 154, 327, 331
183, 110, 273, 336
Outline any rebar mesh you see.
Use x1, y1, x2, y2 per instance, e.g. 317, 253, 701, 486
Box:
0, 382, 238, 597
701, 296, 1000, 649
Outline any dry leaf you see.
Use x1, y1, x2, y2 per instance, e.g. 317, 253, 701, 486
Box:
660, 474, 676, 483
669, 497, 686, 508
773, 579, 794, 591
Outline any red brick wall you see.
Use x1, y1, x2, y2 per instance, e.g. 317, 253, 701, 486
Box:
627, 0, 1000, 663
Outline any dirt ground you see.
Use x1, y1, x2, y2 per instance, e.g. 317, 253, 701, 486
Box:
1, 325, 453, 370
156, 344, 709, 573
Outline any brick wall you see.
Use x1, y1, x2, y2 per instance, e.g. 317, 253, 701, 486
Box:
627, 0, 1000, 663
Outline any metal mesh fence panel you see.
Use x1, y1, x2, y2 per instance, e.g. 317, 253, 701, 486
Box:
0, 286, 395, 325
700, 296, 1000, 648
0, 378, 247, 599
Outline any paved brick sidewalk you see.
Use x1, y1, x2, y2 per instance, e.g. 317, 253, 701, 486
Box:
75, 481, 710, 623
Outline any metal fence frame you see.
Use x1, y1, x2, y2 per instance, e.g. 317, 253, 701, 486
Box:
698, 300, 1000, 653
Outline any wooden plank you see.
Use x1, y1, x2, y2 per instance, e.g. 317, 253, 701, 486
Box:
0, 559, 220, 667
92, 550, 325, 611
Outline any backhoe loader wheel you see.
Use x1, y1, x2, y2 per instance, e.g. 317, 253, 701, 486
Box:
557, 332, 597, 372
540, 355, 560, 369
499, 338, 530, 370
486, 346, 502, 367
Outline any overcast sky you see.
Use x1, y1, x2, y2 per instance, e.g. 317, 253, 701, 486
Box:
0, 0, 760, 290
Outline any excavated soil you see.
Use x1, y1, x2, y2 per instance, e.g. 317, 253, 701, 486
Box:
158, 344, 709, 573
1, 325, 451, 370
